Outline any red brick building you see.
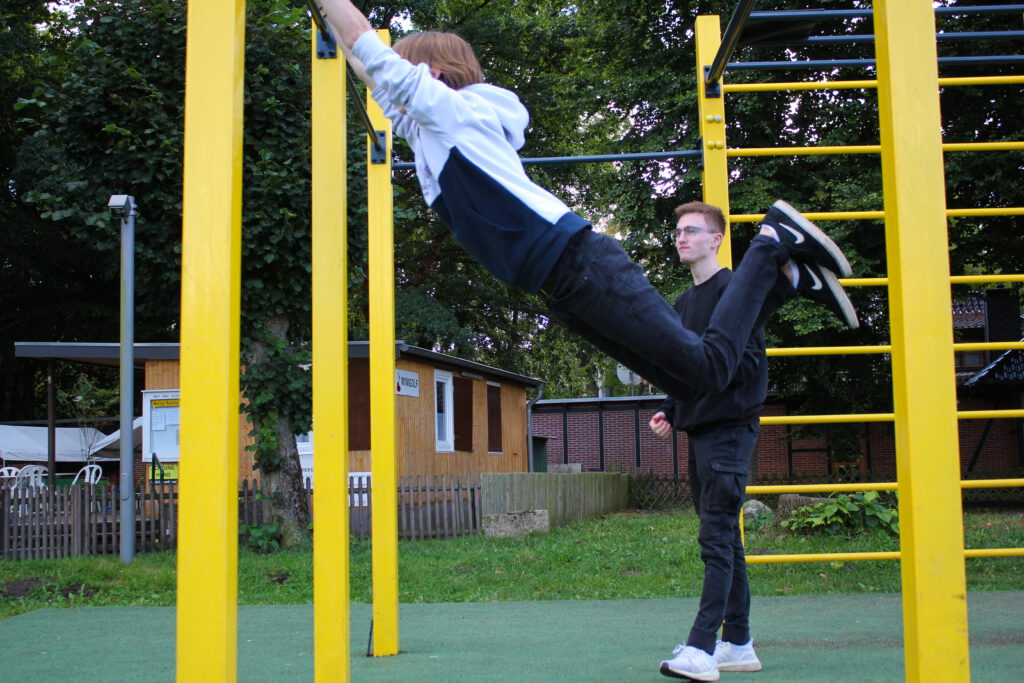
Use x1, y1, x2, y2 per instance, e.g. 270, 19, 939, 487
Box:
531, 290, 1023, 487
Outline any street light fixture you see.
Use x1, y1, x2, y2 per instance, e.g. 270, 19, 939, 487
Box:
108, 194, 137, 564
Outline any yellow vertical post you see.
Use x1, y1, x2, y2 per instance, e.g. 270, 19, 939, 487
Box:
311, 23, 350, 683
366, 28, 399, 657
695, 15, 733, 268
176, 1, 245, 681
874, 2, 970, 681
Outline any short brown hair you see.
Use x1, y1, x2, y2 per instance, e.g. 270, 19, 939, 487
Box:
673, 201, 726, 234
392, 31, 485, 90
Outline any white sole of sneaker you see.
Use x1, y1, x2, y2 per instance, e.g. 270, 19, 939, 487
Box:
718, 661, 763, 672
818, 266, 860, 329
659, 662, 721, 681
772, 199, 853, 278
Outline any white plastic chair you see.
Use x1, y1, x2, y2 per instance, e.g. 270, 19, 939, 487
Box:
71, 463, 103, 486
0, 466, 19, 490
14, 465, 47, 491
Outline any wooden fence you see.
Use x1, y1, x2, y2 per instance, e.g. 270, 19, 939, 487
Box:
2, 475, 482, 560
481, 472, 630, 527
1, 483, 178, 561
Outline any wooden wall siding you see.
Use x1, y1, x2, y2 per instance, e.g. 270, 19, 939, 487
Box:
144, 359, 179, 390
140, 355, 532, 487
394, 357, 528, 480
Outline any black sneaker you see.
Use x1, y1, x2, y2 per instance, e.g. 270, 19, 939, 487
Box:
795, 261, 859, 329
762, 200, 852, 277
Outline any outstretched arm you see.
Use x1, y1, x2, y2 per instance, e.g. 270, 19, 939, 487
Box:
315, 0, 376, 87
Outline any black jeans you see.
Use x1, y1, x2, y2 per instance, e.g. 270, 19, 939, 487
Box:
544, 230, 791, 401
686, 422, 759, 653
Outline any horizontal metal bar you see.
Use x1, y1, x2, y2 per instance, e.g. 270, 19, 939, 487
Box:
729, 142, 1023, 157
747, 478, 1024, 497
948, 207, 1024, 217
764, 342, 1024, 359
961, 478, 1024, 490
754, 31, 1024, 48
760, 413, 895, 425
748, 5, 1024, 21
728, 55, 1024, 71
955, 342, 1024, 352
965, 548, 1024, 558
724, 80, 878, 93
944, 141, 1024, 152
394, 149, 701, 170
733, 208, 1024, 222
746, 548, 1024, 564
950, 274, 1024, 284
745, 551, 899, 564
731, 211, 884, 222
729, 145, 880, 157
959, 409, 1024, 420
839, 277, 887, 287
766, 346, 891, 357
747, 482, 899, 495
939, 75, 1024, 86
724, 75, 1024, 93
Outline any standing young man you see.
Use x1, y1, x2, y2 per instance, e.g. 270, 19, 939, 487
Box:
651, 202, 791, 681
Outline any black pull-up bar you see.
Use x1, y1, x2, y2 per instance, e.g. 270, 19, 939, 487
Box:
705, 0, 758, 93
304, 0, 385, 159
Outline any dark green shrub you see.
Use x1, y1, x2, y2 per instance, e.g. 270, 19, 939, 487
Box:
781, 491, 899, 536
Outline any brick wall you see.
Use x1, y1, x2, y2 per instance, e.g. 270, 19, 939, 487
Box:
533, 392, 1022, 480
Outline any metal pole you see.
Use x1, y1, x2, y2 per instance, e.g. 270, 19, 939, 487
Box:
47, 360, 56, 482
112, 195, 137, 564
705, 0, 758, 90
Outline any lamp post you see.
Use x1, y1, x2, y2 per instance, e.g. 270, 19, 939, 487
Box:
108, 194, 136, 564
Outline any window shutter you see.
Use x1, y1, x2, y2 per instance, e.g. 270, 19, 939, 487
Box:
454, 376, 473, 451
487, 384, 502, 453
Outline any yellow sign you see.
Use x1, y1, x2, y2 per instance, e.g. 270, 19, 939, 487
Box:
152, 399, 180, 408
149, 462, 180, 481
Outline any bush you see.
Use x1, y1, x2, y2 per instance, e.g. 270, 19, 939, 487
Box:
781, 491, 899, 536
240, 523, 282, 553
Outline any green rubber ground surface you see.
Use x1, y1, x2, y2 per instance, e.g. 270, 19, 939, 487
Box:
1, 592, 1020, 681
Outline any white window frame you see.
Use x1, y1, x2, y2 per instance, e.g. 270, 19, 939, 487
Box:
434, 370, 454, 452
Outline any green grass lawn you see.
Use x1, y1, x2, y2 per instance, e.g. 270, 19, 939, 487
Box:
1, 508, 1021, 619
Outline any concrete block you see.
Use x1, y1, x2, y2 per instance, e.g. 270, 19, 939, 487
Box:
482, 510, 551, 538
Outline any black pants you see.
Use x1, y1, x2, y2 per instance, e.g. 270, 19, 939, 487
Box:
543, 229, 791, 402
686, 422, 759, 653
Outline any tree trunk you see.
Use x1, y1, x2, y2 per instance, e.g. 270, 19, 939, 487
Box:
261, 414, 311, 548
246, 314, 311, 548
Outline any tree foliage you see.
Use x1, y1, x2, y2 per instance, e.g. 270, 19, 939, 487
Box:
3, 0, 1022, 536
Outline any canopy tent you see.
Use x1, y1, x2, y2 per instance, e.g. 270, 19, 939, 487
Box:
0, 422, 137, 463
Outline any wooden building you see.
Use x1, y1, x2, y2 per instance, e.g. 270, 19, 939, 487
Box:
14, 341, 542, 485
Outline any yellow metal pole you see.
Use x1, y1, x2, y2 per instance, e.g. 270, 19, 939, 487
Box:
176, 1, 245, 680
311, 23, 350, 683
874, 2, 970, 680
695, 15, 732, 268
367, 29, 399, 657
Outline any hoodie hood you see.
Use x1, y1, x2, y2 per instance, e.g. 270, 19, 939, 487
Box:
463, 83, 529, 150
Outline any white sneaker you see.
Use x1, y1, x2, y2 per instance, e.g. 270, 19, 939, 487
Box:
714, 639, 763, 672
660, 644, 720, 681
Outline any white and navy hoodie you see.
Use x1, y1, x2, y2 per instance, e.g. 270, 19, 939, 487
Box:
354, 31, 589, 293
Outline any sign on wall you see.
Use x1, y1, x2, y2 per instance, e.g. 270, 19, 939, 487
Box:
142, 390, 181, 462
396, 369, 420, 397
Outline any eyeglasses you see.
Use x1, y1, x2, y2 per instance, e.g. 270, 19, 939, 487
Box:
674, 224, 711, 239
